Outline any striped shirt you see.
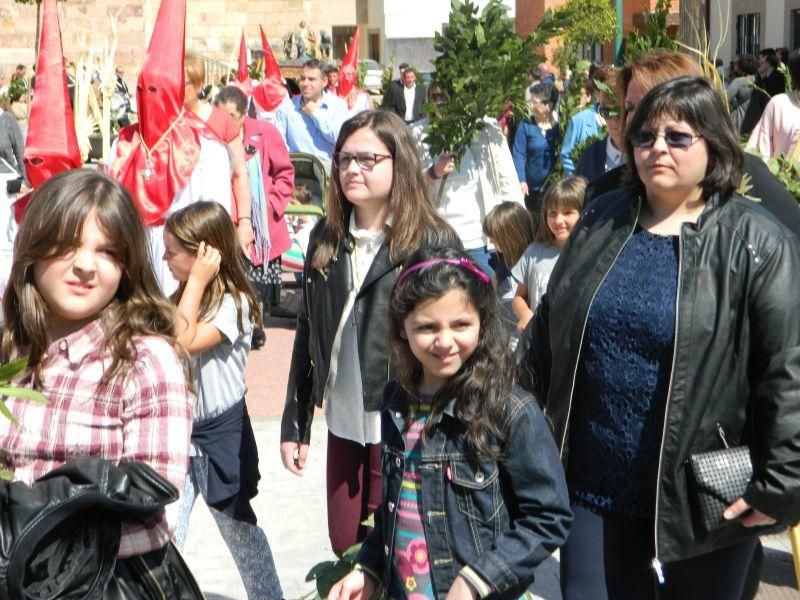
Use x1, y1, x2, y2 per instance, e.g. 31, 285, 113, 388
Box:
0, 319, 192, 557
392, 401, 435, 598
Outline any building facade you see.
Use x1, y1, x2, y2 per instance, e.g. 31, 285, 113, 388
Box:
1, 0, 360, 83
708, 0, 800, 66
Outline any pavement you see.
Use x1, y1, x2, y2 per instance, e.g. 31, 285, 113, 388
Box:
180, 315, 800, 599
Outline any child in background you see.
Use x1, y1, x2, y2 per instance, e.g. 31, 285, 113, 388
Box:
512, 176, 586, 332
164, 201, 283, 599
327, 246, 571, 599
483, 202, 536, 349
0, 170, 192, 588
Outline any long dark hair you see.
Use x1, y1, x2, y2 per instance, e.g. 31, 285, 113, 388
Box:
388, 246, 512, 459
165, 201, 261, 332
1, 170, 179, 385
310, 110, 447, 271
623, 76, 744, 201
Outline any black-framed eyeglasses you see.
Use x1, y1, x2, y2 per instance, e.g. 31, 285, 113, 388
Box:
333, 152, 393, 171
629, 129, 702, 150
598, 105, 620, 120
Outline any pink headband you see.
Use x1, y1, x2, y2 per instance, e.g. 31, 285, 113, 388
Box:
396, 257, 491, 287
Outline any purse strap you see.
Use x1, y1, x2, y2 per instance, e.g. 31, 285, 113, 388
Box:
716, 423, 731, 449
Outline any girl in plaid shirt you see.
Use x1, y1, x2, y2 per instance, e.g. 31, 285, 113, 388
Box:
0, 170, 193, 560
164, 201, 283, 599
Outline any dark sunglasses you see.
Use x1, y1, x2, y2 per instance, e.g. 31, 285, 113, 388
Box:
333, 151, 392, 171
597, 105, 620, 120
629, 129, 702, 150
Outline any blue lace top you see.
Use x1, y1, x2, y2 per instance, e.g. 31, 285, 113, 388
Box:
568, 226, 679, 518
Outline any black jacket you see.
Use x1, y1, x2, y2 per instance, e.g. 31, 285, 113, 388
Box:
518, 189, 800, 564
583, 153, 800, 237
740, 69, 786, 135
281, 218, 460, 444
574, 137, 608, 184
386, 82, 426, 122
0, 458, 179, 599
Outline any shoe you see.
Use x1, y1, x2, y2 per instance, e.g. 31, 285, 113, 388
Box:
251, 327, 266, 350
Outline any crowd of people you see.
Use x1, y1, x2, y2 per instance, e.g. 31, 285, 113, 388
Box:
1, 1, 800, 595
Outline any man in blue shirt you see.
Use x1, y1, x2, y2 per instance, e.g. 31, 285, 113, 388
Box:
274, 59, 347, 167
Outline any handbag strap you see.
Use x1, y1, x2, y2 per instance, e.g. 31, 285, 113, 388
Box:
716, 423, 731, 449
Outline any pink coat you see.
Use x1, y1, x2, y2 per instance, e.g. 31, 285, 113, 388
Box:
243, 117, 295, 260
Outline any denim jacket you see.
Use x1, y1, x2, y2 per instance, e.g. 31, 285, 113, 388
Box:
356, 382, 572, 598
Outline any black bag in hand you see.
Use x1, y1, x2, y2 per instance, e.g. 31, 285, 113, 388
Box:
686, 424, 753, 533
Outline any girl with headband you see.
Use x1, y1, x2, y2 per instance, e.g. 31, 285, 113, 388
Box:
328, 245, 571, 599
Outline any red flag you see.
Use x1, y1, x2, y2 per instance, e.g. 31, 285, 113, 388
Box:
238, 30, 249, 83
337, 26, 359, 98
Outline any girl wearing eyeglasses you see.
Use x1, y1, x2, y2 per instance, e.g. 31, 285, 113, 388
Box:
518, 76, 800, 599
281, 110, 460, 555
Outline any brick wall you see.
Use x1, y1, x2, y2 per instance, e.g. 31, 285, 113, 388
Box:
1, 0, 356, 88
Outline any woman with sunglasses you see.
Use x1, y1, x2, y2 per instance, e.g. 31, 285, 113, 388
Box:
582, 51, 800, 236
519, 76, 800, 599
281, 110, 459, 555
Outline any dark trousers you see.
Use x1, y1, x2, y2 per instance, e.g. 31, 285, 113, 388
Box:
326, 431, 382, 555
561, 504, 758, 600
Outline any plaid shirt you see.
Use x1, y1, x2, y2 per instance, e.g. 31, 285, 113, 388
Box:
0, 320, 192, 557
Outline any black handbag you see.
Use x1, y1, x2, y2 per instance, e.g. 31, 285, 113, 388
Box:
686, 424, 753, 533
104, 543, 204, 600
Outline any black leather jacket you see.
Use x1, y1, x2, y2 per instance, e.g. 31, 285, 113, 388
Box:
0, 458, 179, 599
518, 189, 800, 564
281, 218, 460, 444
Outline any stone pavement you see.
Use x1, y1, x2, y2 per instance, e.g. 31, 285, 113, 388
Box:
180, 315, 800, 599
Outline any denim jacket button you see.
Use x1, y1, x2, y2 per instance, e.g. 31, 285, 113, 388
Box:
475, 471, 484, 483
388, 501, 395, 512
384, 545, 389, 555
395, 457, 402, 467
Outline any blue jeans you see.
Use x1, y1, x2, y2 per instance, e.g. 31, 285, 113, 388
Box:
175, 455, 283, 599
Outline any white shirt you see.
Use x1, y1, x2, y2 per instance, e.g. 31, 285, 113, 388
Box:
403, 85, 416, 122
323, 213, 387, 445
511, 241, 561, 312
605, 137, 624, 172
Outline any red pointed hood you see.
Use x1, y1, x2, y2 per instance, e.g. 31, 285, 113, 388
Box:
252, 25, 287, 112
260, 26, 283, 81
109, 0, 204, 227
337, 26, 359, 98
136, 0, 185, 149
237, 31, 249, 83
22, 0, 81, 192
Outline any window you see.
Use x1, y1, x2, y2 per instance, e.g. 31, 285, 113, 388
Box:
736, 13, 760, 56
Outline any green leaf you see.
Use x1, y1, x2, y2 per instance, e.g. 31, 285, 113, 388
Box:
0, 386, 47, 403
305, 560, 336, 582
0, 401, 19, 427
0, 357, 29, 382
475, 24, 485, 46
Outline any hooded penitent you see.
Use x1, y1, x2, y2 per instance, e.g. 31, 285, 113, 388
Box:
337, 26, 359, 99
232, 30, 254, 97
251, 25, 288, 113
109, 0, 202, 226
16, 0, 82, 221
238, 31, 249, 83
